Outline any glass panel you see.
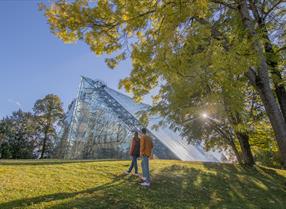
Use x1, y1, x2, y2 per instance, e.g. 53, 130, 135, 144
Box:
58, 78, 133, 159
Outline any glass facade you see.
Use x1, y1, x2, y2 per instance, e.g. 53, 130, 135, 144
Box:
57, 77, 133, 159
56, 76, 225, 162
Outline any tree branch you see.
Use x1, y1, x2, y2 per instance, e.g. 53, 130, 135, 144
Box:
210, 0, 237, 9
262, 0, 284, 20
276, 46, 286, 54
249, 0, 263, 24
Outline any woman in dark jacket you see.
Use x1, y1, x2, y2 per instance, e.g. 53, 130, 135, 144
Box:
124, 131, 140, 175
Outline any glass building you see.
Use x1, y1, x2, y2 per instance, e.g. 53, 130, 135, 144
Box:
56, 76, 226, 162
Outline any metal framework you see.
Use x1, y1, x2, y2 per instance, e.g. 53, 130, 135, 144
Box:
83, 77, 177, 159
59, 76, 178, 159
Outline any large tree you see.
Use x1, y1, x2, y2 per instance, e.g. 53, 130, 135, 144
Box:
0, 110, 38, 159
149, 78, 258, 165
42, 0, 286, 166
33, 94, 64, 159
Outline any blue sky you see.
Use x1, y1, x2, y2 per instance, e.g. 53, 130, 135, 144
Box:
0, 0, 135, 118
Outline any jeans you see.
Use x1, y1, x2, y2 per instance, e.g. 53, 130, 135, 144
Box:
128, 156, 138, 173
141, 156, 150, 183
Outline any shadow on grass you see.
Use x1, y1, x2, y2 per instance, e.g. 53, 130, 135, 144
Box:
0, 163, 285, 209
0, 159, 126, 166
0, 174, 124, 209
202, 162, 286, 187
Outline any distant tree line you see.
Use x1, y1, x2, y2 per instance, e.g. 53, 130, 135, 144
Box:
0, 94, 64, 159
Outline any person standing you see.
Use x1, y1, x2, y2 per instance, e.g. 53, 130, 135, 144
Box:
124, 131, 140, 175
140, 128, 153, 187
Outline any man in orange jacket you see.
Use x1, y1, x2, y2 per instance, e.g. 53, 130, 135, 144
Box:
140, 128, 153, 187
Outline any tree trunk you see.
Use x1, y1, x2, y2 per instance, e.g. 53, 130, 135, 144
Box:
239, 0, 286, 167
40, 129, 48, 159
274, 85, 286, 123
41, 119, 51, 159
250, 76, 286, 167
264, 41, 286, 122
227, 117, 254, 166
236, 132, 255, 166
249, 2, 286, 122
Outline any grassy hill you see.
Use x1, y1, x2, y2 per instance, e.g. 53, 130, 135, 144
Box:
0, 160, 285, 209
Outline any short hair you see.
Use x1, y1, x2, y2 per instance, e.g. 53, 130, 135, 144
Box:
141, 128, 147, 134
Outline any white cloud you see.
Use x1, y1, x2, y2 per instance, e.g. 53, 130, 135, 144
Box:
8, 99, 22, 109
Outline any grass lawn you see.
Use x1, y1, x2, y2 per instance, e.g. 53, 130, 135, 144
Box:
0, 160, 285, 209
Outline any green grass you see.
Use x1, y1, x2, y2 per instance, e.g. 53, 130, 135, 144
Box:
0, 160, 285, 209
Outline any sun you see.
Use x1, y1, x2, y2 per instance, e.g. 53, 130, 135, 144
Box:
201, 113, 208, 119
